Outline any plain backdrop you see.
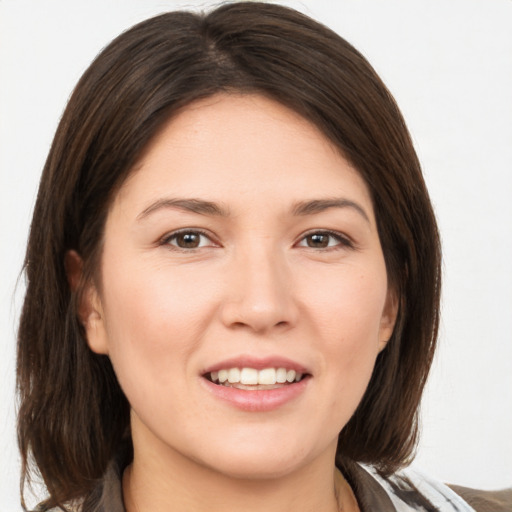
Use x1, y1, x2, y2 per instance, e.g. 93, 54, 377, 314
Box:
1, 0, 511, 508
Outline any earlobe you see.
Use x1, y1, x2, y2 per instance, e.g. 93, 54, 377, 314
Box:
81, 285, 110, 355
378, 289, 399, 352
65, 250, 109, 355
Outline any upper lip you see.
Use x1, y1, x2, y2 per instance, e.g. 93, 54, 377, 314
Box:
202, 355, 310, 375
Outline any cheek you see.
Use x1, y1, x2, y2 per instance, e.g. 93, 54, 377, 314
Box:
98, 259, 216, 395
305, 262, 389, 345
304, 264, 388, 409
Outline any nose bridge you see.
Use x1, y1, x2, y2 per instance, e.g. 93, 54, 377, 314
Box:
221, 237, 297, 332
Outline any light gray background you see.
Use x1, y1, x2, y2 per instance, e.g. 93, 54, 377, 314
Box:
1, 0, 511, 508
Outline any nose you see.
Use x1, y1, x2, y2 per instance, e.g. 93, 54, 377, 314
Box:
220, 244, 299, 334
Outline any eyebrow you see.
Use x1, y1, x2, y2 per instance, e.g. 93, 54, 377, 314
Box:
137, 198, 229, 220
292, 198, 370, 223
136, 197, 370, 223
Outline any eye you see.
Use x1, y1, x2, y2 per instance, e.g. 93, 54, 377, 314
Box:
297, 231, 352, 249
163, 230, 215, 249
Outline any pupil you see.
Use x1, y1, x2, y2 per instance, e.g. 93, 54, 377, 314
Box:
178, 233, 199, 248
308, 234, 328, 248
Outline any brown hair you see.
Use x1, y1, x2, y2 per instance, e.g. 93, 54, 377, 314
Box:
17, 2, 441, 509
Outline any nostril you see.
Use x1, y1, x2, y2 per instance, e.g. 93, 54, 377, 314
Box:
231, 321, 249, 330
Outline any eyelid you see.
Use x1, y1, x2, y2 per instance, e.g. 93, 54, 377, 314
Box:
157, 228, 354, 251
295, 229, 355, 249
159, 228, 219, 249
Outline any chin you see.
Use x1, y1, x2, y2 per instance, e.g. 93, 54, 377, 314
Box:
201, 451, 308, 481
187, 431, 329, 481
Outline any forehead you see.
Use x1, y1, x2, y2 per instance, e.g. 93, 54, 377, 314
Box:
112, 93, 374, 219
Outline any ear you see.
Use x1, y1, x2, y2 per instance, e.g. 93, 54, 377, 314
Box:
64, 249, 83, 292
378, 288, 399, 352
65, 250, 109, 355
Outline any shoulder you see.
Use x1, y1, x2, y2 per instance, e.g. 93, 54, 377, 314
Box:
448, 484, 512, 512
32, 505, 80, 512
360, 464, 512, 512
32, 449, 127, 512
370, 465, 477, 511
344, 463, 510, 512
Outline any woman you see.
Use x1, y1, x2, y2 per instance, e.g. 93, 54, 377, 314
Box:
15, 2, 509, 511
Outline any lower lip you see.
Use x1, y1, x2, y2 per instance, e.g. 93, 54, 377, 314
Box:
201, 377, 310, 412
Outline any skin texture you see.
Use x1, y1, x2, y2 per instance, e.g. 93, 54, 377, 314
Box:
80, 94, 397, 512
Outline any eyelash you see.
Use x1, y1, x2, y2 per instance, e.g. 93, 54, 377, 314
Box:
160, 229, 354, 252
160, 229, 217, 250
296, 230, 354, 250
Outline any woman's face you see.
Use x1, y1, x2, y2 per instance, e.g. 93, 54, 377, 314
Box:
84, 94, 396, 479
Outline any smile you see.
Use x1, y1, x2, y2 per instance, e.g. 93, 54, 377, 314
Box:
207, 367, 305, 390
201, 357, 311, 410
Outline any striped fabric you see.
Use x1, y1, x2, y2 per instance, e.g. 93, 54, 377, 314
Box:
361, 465, 476, 511
40, 459, 510, 512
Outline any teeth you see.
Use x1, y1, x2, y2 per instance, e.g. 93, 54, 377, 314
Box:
240, 368, 258, 385
208, 367, 305, 386
228, 368, 240, 383
258, 368, 276, 385
276, 368, 287, 383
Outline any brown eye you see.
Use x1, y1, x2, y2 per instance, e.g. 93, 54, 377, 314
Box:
166, 231, 211, 249
298, 231, 351, 249
306, 233, 330, 248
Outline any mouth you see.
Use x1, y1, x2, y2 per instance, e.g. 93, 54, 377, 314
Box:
204, 367, 309, 391
201, 358, 311, 411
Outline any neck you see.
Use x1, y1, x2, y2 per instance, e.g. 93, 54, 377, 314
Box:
124, 465, 339, 512
123, 426, 355, 512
